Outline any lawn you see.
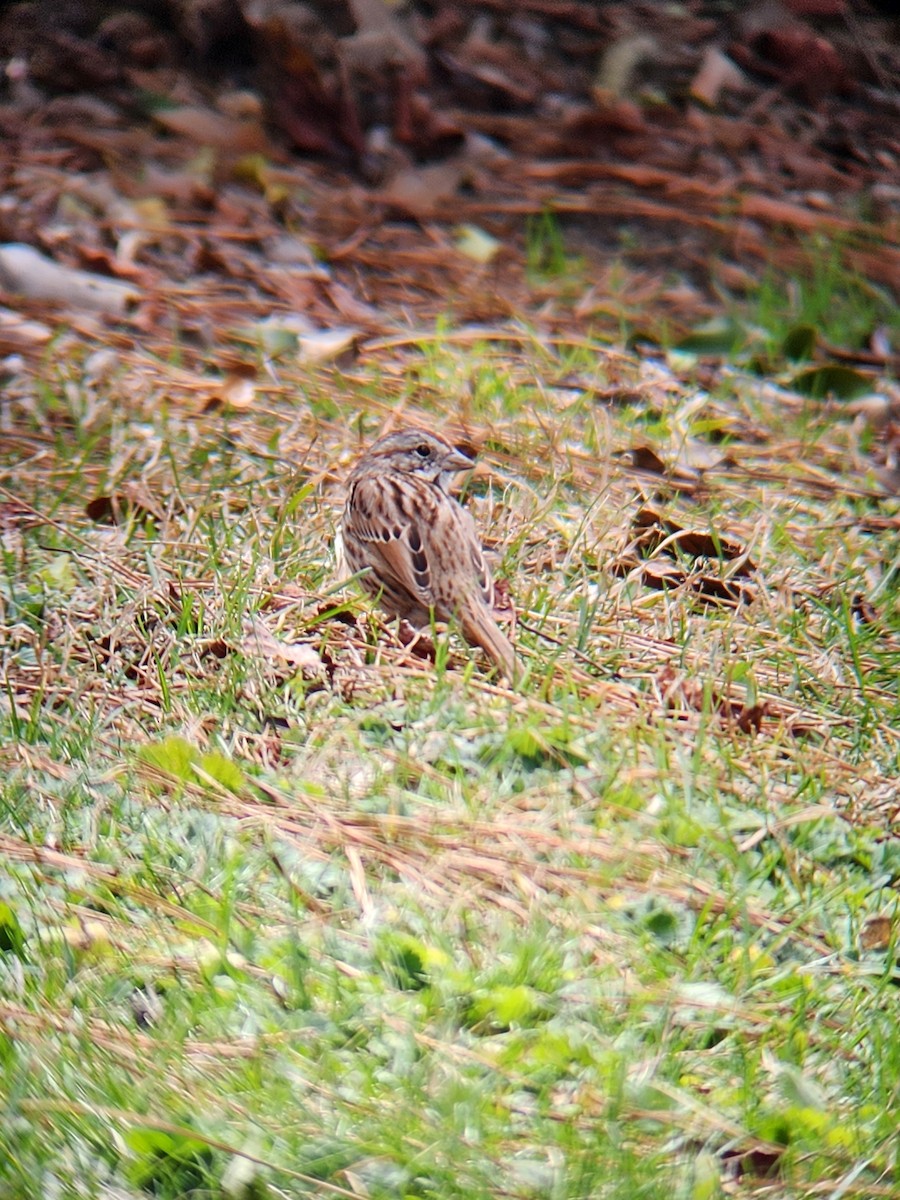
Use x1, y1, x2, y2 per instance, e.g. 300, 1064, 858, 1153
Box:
2, 302, 899, 1198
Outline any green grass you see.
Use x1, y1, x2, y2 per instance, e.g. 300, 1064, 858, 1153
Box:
525, 210, 587, 291
747, 233, 899, 353
1, 327, 899, 1199
706, 233, 900, 372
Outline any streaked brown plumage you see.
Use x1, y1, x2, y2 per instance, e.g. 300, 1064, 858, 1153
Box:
342, 428, 517, 678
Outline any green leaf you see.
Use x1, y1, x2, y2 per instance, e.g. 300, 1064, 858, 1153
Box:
379, 933, 426, 989
776, 1063, 828, 1111
645, 908, 678, 939
0, 902, 26, 957
674, 318, 747, 355
503, 724, 586, 769
466, 985, 550, 1032
690, 1150, 722, 1200
790, 365, 873, 400
36, 554, 78, 595
781, 324, 817, 362
295, 1138, 360, 1180
284, 482, 314, 518
197, 751, 244, 794
138, 735, 199, 781
125, 1126, 214, 1194
507, 728, 543, 762
378, 932, 450, 990
753, 1103, 835, 1151
138, 737, 243, 794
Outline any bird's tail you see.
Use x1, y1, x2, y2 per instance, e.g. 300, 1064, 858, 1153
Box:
461, 609, 519, 681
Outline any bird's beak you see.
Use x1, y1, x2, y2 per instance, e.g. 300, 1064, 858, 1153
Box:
443, 446, 475, 473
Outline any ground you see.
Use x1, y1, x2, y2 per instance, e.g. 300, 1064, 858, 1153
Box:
1, 3, 900, 1199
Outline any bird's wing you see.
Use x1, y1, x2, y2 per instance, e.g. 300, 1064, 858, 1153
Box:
344, 474, 437, 609
447, 500, 494, 607
467, 524, 494, 608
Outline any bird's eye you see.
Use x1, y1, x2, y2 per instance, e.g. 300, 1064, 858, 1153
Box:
415, 443, 431, 458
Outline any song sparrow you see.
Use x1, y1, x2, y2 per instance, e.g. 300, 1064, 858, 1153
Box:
342, 428, 518, 678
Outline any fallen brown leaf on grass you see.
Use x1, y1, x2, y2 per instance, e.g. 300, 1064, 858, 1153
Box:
632, 508, 756, 573
397, 620, 436, 663
859, 915, 894, 953
610, 506, 758, 606
242, 617, 327, 683
634, 562, 758, 607
618, 446, 701, 494
85, 482, 167, 526
656, 665, 767, 735
200, 369, 259, 413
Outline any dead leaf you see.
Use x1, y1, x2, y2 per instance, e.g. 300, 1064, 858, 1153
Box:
490, 575, 517, 629
656, 665, 705, 712
690, 47, 747, 107
202, 371, 258, 412
298, 327, 360, 363
85, 482, 165, 526
613, 509, 757, 606
243, 618, 327, 680
454, 224, 502, 264
593, 34, 657, 100
0, 244, 140, 314
627, 446, 669, 475
0, 306, 52, 349
734, 704, 766, 735
342, 0, 427, 79
755, 27, 848, 101
629, 559, 683, 589
693, 576, 757, 605
264, 233, 329, 274
851, 594, 879, 626
324, 282, 384, 325
656, 665, 765, 733
152, 105, 270, 153
784, 0, 846, 14
379, 161, 465, 217
0, 500, 45, 553
677, 441, 732, 472
199, 640, 230, 660
860, 915, 893, 953
633, 508, 756, 572
441, 17, 542, 106
397, 620, 436, 662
